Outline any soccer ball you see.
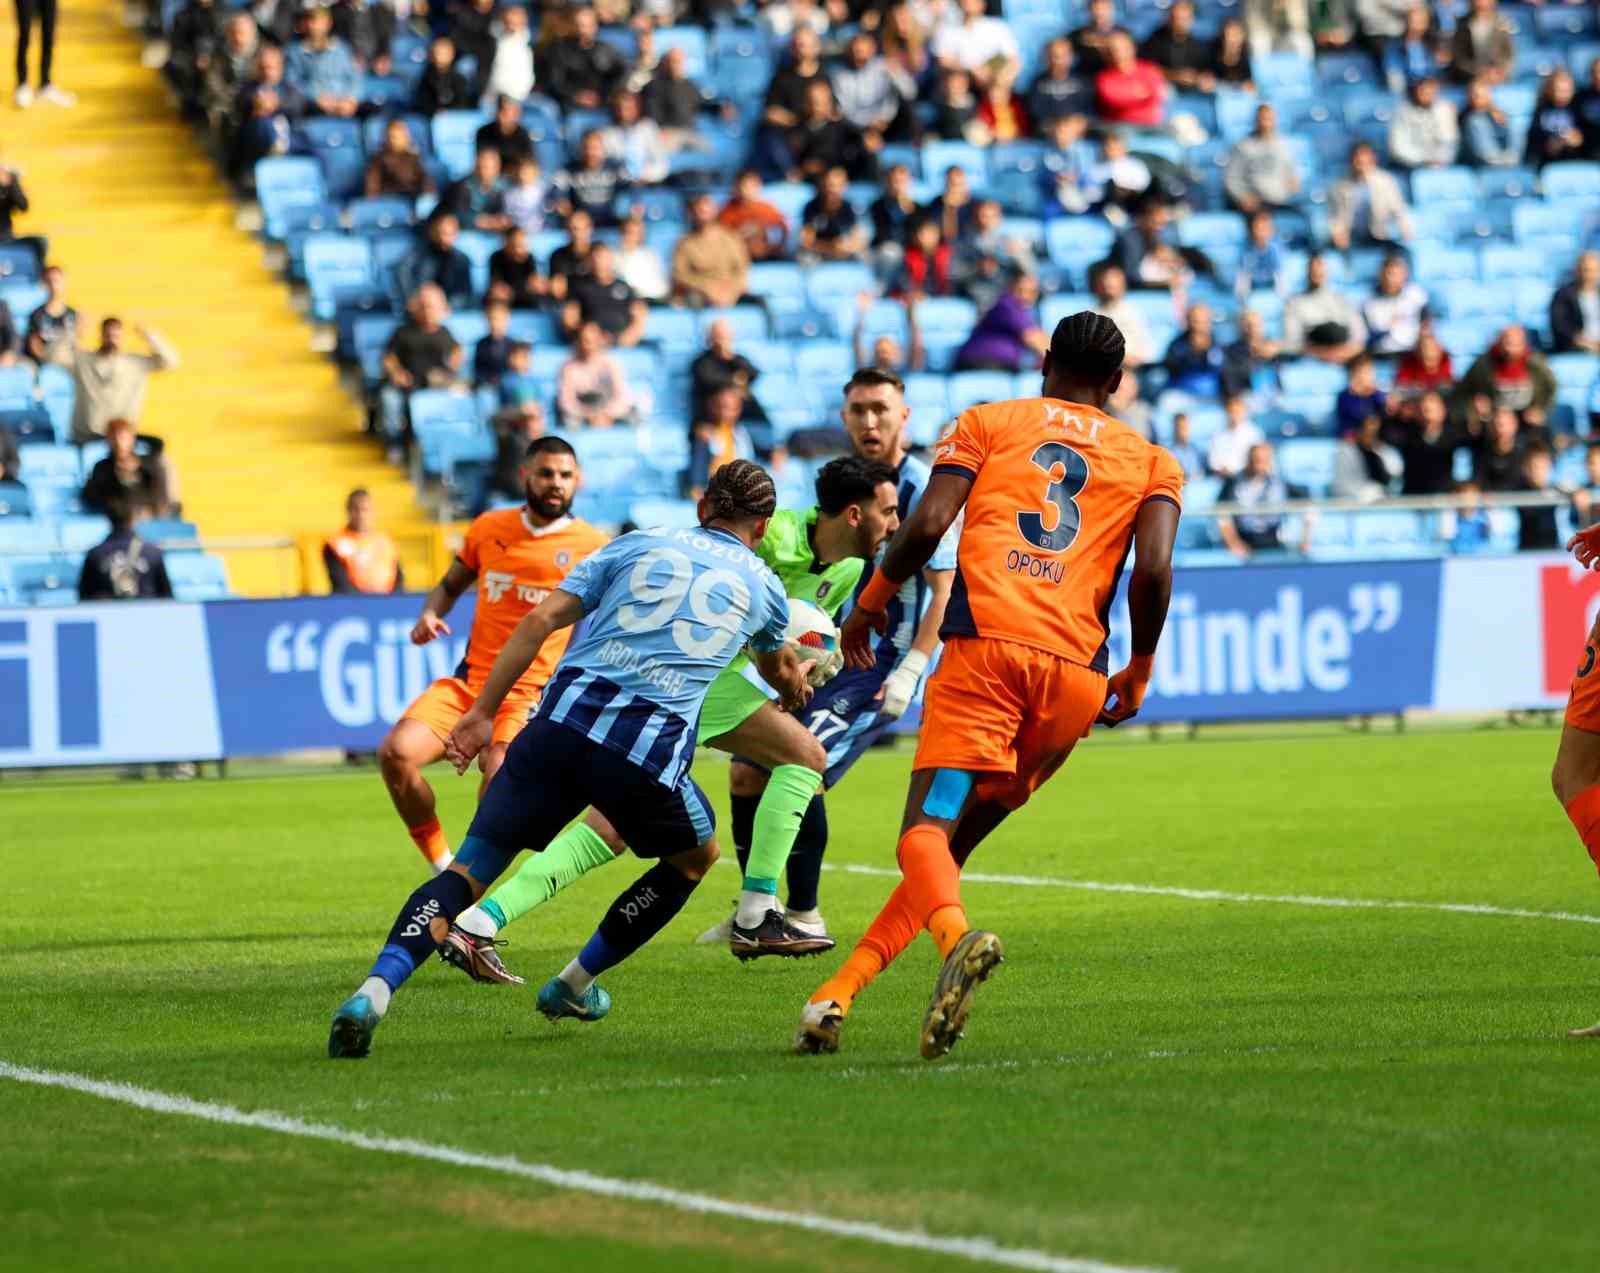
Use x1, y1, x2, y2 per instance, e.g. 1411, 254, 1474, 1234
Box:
784, 599, 843, 688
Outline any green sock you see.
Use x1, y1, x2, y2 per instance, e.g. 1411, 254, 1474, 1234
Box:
482, 822, 618, 930
742, 764, 823, 892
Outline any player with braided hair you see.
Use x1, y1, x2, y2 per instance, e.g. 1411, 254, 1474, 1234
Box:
794, 311, 1185, 1060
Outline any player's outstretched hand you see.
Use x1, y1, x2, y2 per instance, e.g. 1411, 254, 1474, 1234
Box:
1096, 657, 1154, 729
781, 659, 817, 712
412, 611, 451, 645
1569, 525, 1600, 571
444, 711, 493, 775
840, 606, 886, 671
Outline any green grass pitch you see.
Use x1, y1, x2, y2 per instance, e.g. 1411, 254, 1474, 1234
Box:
6, 724, 1600, 1273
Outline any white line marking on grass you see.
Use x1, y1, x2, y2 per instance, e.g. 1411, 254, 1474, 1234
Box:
0, 1061, 1169, 1273
828, 865, 1600, 926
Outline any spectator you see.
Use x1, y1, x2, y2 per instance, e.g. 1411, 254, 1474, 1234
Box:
0, 430, 21, 501
930, 67, 981, 144
642, 46, 715, 141
1474, 405, 1525, 491
168, 0, 226, 116
1163, 302, 1227, 398
599, 90, 670, 186
719, 169, 790, 264
925, 164, 978, 246
502, 156, 553, 236
379, 284, 462, 445
1166, 412, 1206, 479
365, 119, 435, 199
1247, 0, 1314, 60
1037, 116, 1094, 217
1096, 33, 1167, 128
799, 167, 868, 262
878, 2, 932, 93
1382, 5, 1446, 91
78, 496, 173, 602
1328, 142, 1411, 250
494, 342, 541, 424
672, 194, 750, 308
1363, 253, 1430, 355
869, 162, 920, 256
473, 299, 514, 386
1394, 325, 1455, 401
1222, 308, 1282, 399
1579, 57, 1600, 155
1140, 1, 1218, 95
1388, 76, 1459, 169
488, 225, 545, 309
51, 316, 179, 444
1570, 444, 1600, 528
1108, 366, 1152, 439
1516, 441, 1560, 551
285, 4, 360, 118
1224, 103, 1302, 213
1332, 412, 1402, 499
1446, 479, 1494, 552
1527, 69, 1586, 169
1551, 251, 1600, 355
1089, 261, 1154, 368
976, 63, 1031, 145
396, 211, 474, 310
324, 488, 403, 593
956, 247, 1011, 317
616, 215, 669, 303
561, 242, 647, 346
758, 0, 831, 41
1460, 77, 1518, 167
1078, 129, 1151, 216
246, 0, 298, 50
1457, 324, 1556, 432
488, 401, 547, 506
555, 131, 632, 227
557, 321, 638, 429
1208, 393, 1266, 477
1450, 0, 1514, 86
416, 35, 473, 115
1335, 355, 1389, 437
1027, 39, 1094, 126
1213, 17, 1256, 88
229, 45, 302, 182
476, 96, 535, 171
0, 299, 15, 365
81, 418, 170, 517
791, 80, 877, 183
691, 319, 761, 423
483, 4, 536, 104
931, 0, 1021, 88
449, 0, 497, 74
687, 385, 756, 498
1283, 253, 1368, 363
954, 270, 1048, 372
1218, 443, 1311, 557
24, 264, 75, 364
441, 148, 508, 233
1355, 0, 1412, 69
756, 29, 829, 181
14, 0, 73, 107
833, 31, 908, 145
548, 208, 596, 302
1399, 391, 1458, 496
333, 0, 393, 75
202, 14, 262, 133
962, 198, 1034, 275
1109, 199, 1197, 292
539, 4, 625, 110
894, 218, 954, 298
1069, 0, 1130, 76
1236, 208, 1288, 297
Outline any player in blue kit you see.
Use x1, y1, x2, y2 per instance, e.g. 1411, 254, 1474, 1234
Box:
327, 461, 811, 1057
702, 368, 960, 941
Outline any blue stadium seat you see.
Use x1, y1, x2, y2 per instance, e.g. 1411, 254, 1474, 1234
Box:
1434, 278, 1500, 320
351, 314, 401, 383
1214, 88, 1261, 142
1352, 510, 1428, 552
696, 305, 768, 344
654, 26, 710, 80
444, 313, 490, 348
1252, 52, 1315, 101
141, 518, 198, 544
506, 311, 556, 344
1479, 166, 1539, 199
947, 371, 1015, 415
1411, 166, 1477, 205
761, 183, 816, 236
346, 196, 414, 234
711, 22, 775, 71
910, 296, 978, 340
1568, 41, 1600, 76
1277, 361, 1348, 398
1542, 161, 1600, 203
1178, 211, 1248, 253
1038, 292, 1098, 331
0, 521, 54, 553
739, 339, 795, 376
842, 300, 908, 346
431, 111, 491, 181
303, 234, 377, 322
0, 243, 40, 281
805, 262, 876, 312
1044, 217, 1115, 281
1479, 244, 1546, 281
1433, 318, 1499, 363
254, 158, 328, 240
164, 552, 232, 601
793, 342, 855, 386
408, 388, 481, 436
922, 141, 989, 188
747, 262, 808, 319
1412, 243, 1479, 283
315, 147, 367, 201
1539, 4, 1599, 39
1549, 352, 1599, 396
1278, 438, 1338, 494
363, 113, 430, 157
17, 443, 79, 484
629, 497, 700, 530
54, 515, 111, 552
298, 116, 362, 154
6, 555, 79, 600
753, 371, 821, 417
0, 280, 46, 323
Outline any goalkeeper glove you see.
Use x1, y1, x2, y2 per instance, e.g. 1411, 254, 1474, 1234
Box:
878, 649, 929, 720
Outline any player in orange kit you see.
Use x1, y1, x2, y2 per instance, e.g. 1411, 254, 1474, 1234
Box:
1550, 523, 1600, 1037
794, 311, 1183, 1060
378, 437, 607, 873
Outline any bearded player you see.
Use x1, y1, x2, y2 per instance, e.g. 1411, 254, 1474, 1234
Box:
795, 312, 1183, 1060
378, 436, 607, 873
1550, 523, 1600, 1038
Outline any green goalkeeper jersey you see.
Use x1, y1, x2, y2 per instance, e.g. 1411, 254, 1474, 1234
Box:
755, 506, 864, 620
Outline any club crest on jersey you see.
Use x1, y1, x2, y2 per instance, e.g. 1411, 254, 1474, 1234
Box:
556, 551, 572, 567
816, 581, 831, 600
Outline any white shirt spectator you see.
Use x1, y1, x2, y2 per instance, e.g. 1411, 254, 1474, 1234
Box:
617, 239, 670, 302
1208, 418, 1266, 477
1093, 296, 1154, 366
1389, 96, 1459, 169
1362, 281, 1430, 355
1283, 285, 1368, 354
931, 16, 1020, 73
484, 21, 536, 103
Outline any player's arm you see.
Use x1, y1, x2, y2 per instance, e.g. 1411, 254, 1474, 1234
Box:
1098, 498, 1179, 727
1570, 523, 1600, 570
842, 471, 971, 670
878, 566, 953, 720
754, 644, 814, 712
444, 588, 588, 772
412, 558, 476, 644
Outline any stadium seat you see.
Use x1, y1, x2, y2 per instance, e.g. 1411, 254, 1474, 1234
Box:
303, 234, 377, 322
1434, 278, 1500, 320
793, 342, 856, 386
1278, 438, 1339, 493
0, 243, 41, 281
1549, 353, 1599, 396
6, 555, 79, 601
363, 113, 430, 158
346, 196, 414, 234
629, 497, 700, 529
1479, 244, 1546, 281
17, 443, 80, 483
913, 297, 979, 342
1352, 510, 1428, 552
0, 487, 35, 518
1277, 361, 1347, 398
254, 157, 328, 240
1412, 244, 1478, 283
739, 339, 795, 376
1038, 293, 1099, 332
843, 300, 909, 346
1541, 161, 1600, 203
695, 305, 768, 344
1479, 166, 1539, 200
947, 371, 1016, 414
443, 312, 490, 349
645, 308, 700, 355
805, 262, 876, 312
654, 26, 710, 80
431, 111, 492, 181
164, 552, 232, 601
1044, 217, 1115, 281
1411, 167, 1477, 205
922, 141, 989, 188
1178, 211, 1248, 253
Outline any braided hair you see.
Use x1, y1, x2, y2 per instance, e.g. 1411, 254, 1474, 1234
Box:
701, 459, 778, 526
1048, 311, 1126, 386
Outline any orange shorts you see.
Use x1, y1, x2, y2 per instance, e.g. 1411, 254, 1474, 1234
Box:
913, 636, 1108, 810
1567, 619, 1600, 733
402, 677, 541, 749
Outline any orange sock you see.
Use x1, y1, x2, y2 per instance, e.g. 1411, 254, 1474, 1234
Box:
1564, 785, 1600, 878
927, 904, 970, 958
407, 817, 452, 868
810, 883, 921, 1011
897, 824, 965, 942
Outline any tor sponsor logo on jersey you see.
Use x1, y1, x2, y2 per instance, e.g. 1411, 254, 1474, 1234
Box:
484, 570, 551, 606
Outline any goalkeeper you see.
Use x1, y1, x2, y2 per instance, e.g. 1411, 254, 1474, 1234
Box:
442, 454, 903, 976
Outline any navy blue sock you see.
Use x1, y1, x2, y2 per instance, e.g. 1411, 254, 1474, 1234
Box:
730, 793, 757, 877
576, 861, 700, 976
367, 871, 475, 992
784, 794, 828, 913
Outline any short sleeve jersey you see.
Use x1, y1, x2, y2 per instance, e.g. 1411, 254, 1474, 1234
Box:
455, 509, 609, 694
756, 507, 866, 620
546, 526, 791, 787
932, 396, 1183, 672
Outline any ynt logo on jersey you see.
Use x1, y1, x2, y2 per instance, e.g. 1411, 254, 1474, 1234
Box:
0, 617, 100, 752
483, 571, 550, 606
1539, 562, 1600, 694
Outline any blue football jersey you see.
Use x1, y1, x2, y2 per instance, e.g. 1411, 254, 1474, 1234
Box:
542, 525, 790, 787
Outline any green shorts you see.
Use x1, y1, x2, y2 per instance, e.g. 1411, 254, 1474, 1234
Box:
697, 664, 772, 745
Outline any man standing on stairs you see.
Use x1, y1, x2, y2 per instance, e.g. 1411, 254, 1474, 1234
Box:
13, 0, 75, 108
376, 436, 607, 874
323, 488, 403, 594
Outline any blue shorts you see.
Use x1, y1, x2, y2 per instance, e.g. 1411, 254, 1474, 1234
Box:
798, 663, 896, 789
467, 717, 715, 860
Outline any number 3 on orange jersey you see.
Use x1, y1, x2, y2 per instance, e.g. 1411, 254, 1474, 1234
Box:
1017, 442, 1090, 552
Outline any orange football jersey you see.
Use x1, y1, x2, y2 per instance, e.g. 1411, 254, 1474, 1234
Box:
932, 396, 1183, 671
456, 509, 609, 692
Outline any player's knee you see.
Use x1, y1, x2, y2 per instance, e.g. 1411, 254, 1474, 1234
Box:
583, 810, 628, 855
376, 731, 414, 779
672, 838, 719, 880
728, 762, 767, 798
786, 732, 827, 776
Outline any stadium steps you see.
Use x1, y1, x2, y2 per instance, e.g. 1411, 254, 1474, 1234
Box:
0, 0, 436, 596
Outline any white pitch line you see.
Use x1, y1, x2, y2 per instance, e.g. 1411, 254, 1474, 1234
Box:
0, 1062, 1169, 1273
827, 864, 1600, 926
